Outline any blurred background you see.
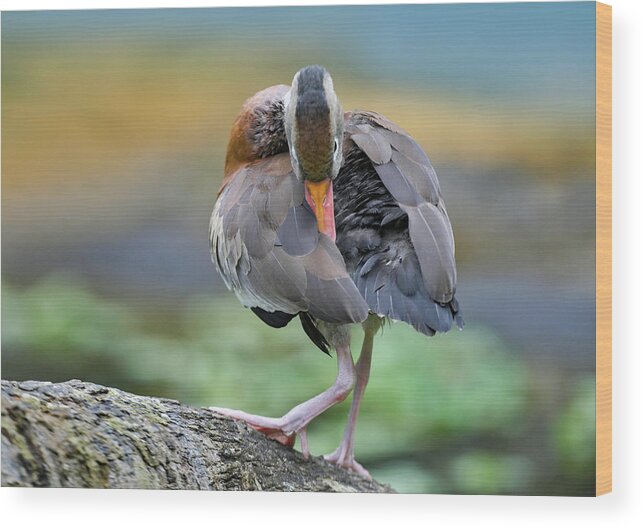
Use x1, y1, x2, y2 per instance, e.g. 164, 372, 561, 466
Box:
2, 3, 596, 495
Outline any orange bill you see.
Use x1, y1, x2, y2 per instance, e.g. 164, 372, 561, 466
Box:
304, 179, 336, 242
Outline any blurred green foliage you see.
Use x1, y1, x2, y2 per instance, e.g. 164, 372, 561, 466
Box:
554, 378, 597, 486
2, 274, 595, 495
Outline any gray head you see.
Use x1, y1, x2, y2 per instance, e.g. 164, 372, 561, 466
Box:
283, 65, 344, 184
282, 65, 343, 241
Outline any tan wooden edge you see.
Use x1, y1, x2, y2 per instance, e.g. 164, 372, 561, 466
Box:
595, 1, 612, 497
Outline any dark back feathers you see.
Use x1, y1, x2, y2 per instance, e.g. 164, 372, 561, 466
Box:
334, 111, 462, 336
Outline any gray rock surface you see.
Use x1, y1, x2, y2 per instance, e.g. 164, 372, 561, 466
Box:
1, 379, 391, 492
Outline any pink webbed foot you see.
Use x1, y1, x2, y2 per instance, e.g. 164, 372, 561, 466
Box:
210, 342, 356, 457
209, 407, 297, 448
324, 444, 372, 480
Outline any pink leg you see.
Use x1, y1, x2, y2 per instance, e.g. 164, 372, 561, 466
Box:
299, 428, 310, 459
324, 319, 378, 479
210, 342, 355, 452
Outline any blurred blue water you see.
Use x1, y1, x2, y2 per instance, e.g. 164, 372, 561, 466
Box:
3, 2, 595, 107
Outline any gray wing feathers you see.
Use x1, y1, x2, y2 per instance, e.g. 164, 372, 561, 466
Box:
352, 239, 454, 335
404, 204, 456, 303
210, 154, 368, 324
350, 129, 392, 165
346, 112, 457, 304
277, 205, 318, 256
389, 150, 442, 205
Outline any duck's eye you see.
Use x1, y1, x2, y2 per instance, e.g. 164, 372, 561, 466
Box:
333, 139, 339, 153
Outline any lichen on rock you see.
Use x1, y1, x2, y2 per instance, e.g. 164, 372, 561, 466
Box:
1, 379, 392, 492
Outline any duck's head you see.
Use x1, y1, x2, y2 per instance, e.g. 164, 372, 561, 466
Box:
283, 65, 343, 241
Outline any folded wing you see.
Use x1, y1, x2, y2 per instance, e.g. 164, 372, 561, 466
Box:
335, 111, 463, 336
210, 152, 369, 333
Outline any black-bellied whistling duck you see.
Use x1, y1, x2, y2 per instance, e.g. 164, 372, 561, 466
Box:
209, 65, 462, 478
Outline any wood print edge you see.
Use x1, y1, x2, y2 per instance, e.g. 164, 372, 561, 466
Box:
595, 0, 612, 497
